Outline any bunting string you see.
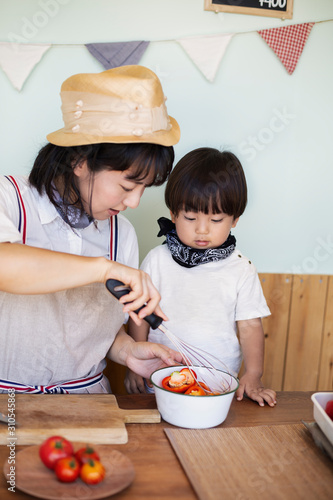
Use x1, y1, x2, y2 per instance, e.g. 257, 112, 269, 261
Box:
0, 19, 331, 91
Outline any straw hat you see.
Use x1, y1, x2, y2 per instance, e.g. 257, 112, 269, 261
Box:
47, 65, 180, 147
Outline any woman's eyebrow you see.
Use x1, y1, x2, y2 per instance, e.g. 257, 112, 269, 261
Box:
124, 175, 152, 187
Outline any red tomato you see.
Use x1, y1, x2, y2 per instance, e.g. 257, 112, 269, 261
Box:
179, 367, 197, 383
162, 376, 189, 393
75, 446, 100, 465
161, 368, 197, 393
325, 400, 333, 420
80, 459, 105, 485
39, 436, 74, 470
54, 456, 80, 483
184, 384, 206, 396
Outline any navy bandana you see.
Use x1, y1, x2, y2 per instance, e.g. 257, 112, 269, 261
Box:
157, 217, 236, 268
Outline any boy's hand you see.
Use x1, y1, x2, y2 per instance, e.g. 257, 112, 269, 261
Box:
236, 373, 277, 407
124, 369, 146, 394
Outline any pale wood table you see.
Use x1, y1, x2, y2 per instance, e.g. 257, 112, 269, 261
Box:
0, 392, 317, 499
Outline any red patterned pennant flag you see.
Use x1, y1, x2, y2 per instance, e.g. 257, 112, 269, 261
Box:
258, 23, 315, 75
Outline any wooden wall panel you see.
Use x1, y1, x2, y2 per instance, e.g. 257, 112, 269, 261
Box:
104, 273, 333, 394
318, 275, 333, 390
283, 275, 328, 391
259, 273, 292, 391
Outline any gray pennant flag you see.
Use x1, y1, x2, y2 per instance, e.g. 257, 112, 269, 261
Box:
85, 41, 150, 70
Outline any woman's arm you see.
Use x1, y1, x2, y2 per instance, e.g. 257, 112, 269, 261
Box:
237, 317, 276, 407
0, 242, 166, 322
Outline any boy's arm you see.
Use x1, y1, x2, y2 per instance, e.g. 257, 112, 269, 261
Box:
128, 317, 150, 342
125, 318, 151, 393
237, 318, 276, 407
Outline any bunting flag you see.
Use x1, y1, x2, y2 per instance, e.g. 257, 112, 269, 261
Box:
258, 22, 315, 75
0, 19, 329, 91
177, 34, 234, 82
85, 41, 150, 70
0, 42, 51, 91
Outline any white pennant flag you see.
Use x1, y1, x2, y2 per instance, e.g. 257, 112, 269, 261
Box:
0, 42, 51, 91
177, 34, 234, 82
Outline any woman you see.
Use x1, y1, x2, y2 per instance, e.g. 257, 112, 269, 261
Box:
0, 65, 181, 394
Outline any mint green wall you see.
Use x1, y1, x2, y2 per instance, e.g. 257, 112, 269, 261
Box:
1, 0, 332, 273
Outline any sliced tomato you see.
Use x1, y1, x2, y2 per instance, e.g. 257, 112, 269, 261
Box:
162, 376, 189, 393
179, 368, 196, 385
185, 384, 206, 396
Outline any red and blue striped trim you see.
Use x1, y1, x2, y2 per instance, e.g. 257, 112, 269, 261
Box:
5, 176, 27, 244
0, 372, 104, 394
109, 215, 118, 261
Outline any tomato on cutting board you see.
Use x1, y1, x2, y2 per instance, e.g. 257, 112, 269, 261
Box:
54, 456, 80, 483
75, 446, 100, 465
39, 435, 74, 470
80, 459, 105, 485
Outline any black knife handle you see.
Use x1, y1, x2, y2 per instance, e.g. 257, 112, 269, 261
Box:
105, 279, 163, 330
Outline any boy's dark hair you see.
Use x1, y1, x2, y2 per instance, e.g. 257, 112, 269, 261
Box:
165, 148, 247, 219
29, 142, 174, 219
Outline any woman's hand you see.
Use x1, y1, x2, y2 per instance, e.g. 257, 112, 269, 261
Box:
124, 341, 182, 379
104, 262, 167, 325
108, 327, 182, 379
236, 372, 277, 407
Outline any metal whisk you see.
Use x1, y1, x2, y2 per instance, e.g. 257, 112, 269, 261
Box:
106, 279, 237, 395
157, 323, 235, 394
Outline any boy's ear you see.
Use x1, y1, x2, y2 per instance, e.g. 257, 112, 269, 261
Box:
170, 211, 176, 223
232, 217, 239, 228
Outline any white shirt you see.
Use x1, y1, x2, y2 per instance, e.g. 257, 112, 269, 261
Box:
0, 175, 138, 388
142, 244, 270, 375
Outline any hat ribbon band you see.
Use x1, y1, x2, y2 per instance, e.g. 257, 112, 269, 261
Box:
60, 91, 171, 138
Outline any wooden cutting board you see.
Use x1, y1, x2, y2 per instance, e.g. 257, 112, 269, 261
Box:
165, 424, 333, 500
0, 394, 160, 445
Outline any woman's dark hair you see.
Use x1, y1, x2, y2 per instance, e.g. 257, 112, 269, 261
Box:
29, 142, 174, 218
165, 148, 247, 219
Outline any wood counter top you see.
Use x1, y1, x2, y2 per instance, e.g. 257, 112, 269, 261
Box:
0, 391, 321, 499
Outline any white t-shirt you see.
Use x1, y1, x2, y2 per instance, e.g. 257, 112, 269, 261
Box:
0, 175, 138, 388
142, 244, 270, 375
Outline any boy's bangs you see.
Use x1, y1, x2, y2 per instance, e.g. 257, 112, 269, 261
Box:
181, 181, 224, 214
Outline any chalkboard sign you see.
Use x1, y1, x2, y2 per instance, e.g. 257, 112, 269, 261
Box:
204, 0, 293, 19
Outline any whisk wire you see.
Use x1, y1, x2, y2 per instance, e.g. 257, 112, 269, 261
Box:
159, 325, 235, 394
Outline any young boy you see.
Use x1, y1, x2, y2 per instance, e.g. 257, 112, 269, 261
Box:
126, 148, 276, 407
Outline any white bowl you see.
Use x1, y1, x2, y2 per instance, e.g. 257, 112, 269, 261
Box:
150, 366, 239, 429
311, 392, 333, 446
